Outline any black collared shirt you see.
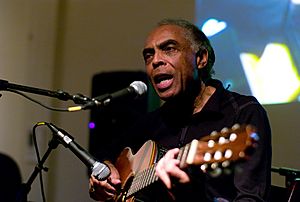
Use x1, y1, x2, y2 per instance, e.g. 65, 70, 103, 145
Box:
112, 79, 272, 202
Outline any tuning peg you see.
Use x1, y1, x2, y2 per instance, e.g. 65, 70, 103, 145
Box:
221, 160, 230, 168
229, 133, 237, 142
211, 162, 219, 170
210, 130, 218, 137
200, 164, 208, 172
238, 151, 246, 158
224, 149, 233, 159
218, 136, 227, 144
208, 140, 215, 148
214, 150, 223, 160
210, 167, 222, 178
204, 152, 212, 162
220, 127, 229, 133
232, 123, 240, 130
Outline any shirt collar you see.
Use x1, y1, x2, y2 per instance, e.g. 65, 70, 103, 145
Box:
199, 79, 225, 114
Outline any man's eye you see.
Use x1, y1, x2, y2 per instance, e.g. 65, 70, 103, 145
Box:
164, 46, 176, 53
144, 53, 153, 62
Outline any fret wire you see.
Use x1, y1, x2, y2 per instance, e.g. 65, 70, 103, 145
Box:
131, 170, 142, 195
177, 146, 184, 161
133, 171, 142, 195
126, 159, 168, 197
145, 167, 151, 188
133, 173, 138, 193
146, 167, 153, 186
128, 176, 134, 195
142, 169, 147, 189
143, 168, 148, 189
139, 169, 145, 190
149, 165, 155, 184
142, 168, 148, 189
128, 163, 160, 196
136, 172, 142, 192
153, 163, 159, 182
181, 143, 190, 168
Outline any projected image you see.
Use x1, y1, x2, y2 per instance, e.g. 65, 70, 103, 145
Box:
195, 0, 300, 104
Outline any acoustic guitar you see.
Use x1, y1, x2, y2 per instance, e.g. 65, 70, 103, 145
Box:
113, 124, 258, 202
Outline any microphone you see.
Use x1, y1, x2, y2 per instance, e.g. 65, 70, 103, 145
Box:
68, 81, 147, 111
47, 123, 110, 181
272, 166, 300, 178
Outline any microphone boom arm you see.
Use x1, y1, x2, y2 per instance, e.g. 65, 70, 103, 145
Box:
0, 79, 91, 104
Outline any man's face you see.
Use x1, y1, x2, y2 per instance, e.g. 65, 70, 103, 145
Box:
143, 25, 199, 101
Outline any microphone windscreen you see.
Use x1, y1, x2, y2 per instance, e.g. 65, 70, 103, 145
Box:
130, 81, 147, 97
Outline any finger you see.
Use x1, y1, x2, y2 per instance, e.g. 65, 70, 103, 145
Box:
157, 166, 190, 189
107, 175, 121, 185
89, 186, 115, 201
89, 181, 116, 201
156, 152, 191, 188
164, 148, 180, 159
167, 167, 190, 184
156, 165, 172, 189
156, 157, 179, 189
90, 176, 118, 194
164, 158, 190, 184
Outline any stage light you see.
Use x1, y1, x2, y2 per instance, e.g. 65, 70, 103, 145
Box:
88, 122, 96, 129
291, 0, 300, 5
201, 18, 227, 37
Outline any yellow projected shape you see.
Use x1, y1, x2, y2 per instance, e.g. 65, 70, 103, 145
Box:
240, 43, 300, 104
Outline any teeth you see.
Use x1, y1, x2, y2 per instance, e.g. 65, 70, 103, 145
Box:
159, 80, 170, 85
154, 74, 172, 83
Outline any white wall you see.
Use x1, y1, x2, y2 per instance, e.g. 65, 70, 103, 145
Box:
0, 1, 299, 202
0, 0, 58, 201
265, 103, 300, 186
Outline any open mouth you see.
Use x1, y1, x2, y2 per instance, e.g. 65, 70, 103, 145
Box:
154, 74, 173, 84
153, 74, 174, 90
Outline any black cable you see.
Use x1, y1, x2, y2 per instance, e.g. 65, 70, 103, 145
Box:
4, 89, 72, 112
32, 122, 48, 202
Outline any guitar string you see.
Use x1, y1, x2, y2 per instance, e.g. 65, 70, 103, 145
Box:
127, 143, 193, 197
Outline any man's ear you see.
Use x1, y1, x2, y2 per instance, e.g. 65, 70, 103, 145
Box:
196, 49, 208, 69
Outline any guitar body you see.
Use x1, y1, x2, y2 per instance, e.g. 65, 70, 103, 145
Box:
114, 140, 158, 202
112, 124, 257, 202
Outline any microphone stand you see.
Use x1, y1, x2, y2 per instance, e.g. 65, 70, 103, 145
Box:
272, 166, 300, 201
0, 79, 92, 201
16, 136, 60, 202
0, 79, 91, 104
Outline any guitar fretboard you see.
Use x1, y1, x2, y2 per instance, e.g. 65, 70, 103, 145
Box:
127, 164, 158, 197
126, 143, 192, 197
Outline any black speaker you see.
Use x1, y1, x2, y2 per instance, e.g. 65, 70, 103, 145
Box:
88, 71, 159, 161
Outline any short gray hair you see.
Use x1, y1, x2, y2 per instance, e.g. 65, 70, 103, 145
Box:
157, 19, 215, 82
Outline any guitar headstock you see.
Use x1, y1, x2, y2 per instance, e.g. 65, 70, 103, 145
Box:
186, 124, 258, 176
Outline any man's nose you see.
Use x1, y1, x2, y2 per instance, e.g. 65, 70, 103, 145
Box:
152, 52, 166, 69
